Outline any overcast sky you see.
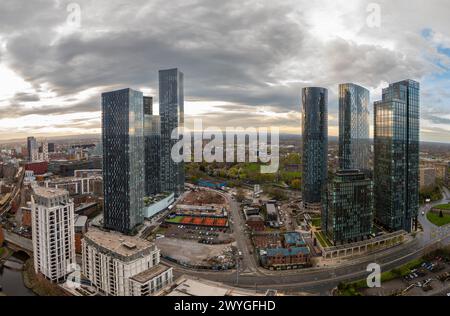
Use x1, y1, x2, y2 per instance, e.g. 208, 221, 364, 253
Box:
0, 0, 449, 142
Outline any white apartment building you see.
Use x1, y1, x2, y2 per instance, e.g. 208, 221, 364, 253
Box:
44, 174, 103, 196
30, 139, 49, 162
82, 229, 173, 296
31, 186, 76, 282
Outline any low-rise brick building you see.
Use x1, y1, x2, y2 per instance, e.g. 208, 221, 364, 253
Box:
259, 232, 311, 269
246, 215, 265, 232
262, 247, 310, 268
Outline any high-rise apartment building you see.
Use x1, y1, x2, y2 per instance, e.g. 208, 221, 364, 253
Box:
82, 229, 173, 296
301, 87, 328, 209
39, 139, 49, 162
31, 187, 76, 282
48, 142, 56, 153
374, 80, 420, 232
339, 84, 371, 173
27, 136, 38, 162
143, 96, 161, 196
27, 137, 49, 162
322, 170, 373, 245
143, 96, 153, 116
159, 68, 185, 196
102, 88, 145, 234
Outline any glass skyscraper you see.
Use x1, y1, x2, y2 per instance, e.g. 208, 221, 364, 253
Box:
27, 136, 37, 161
102, 88, 145, 234
143, 96, 161, 196
322, 170, 373, 245
374, 80, 420, 233
159, 68, 185, 196
301, 87, 328, 208
339, 83, 370, 173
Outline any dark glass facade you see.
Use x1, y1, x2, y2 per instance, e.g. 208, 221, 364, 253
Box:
301, 87, 328, 207
322, 170, 373, 245
339, 83, 370, 173
159, 68, 185, 196
102, 88, 145, 234
143, 96, 153, 116
144, 108, 161, 196
27, 136, 37, 161
374, 80, 419, 232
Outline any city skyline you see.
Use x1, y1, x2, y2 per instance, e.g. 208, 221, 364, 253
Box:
0, 1, 449, 143
1, 0, 449, 301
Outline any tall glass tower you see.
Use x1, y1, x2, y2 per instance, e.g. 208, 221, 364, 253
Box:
102, 88, 145, 234
374, 80, 420, 232
301, 87, 328, 209
322, 170, 373, 245
159, 68, 185, 196
143, 96, 161, 196
339, 83, 370, 173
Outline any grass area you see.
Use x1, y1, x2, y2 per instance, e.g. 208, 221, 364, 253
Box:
434, 203, 450, 210
337, 258, 425, 296
427, 211, 450, 227
165, 216, 183, 224
311, 217, 321, 228
314, 231, 332, 247
155, 226, 168, 235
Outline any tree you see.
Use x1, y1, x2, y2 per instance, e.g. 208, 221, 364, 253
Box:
236, 189, 246, 202
290, 179, 301, 190
439, 210, 444, 218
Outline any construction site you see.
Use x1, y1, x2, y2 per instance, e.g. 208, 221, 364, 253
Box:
156, 188, 236, 270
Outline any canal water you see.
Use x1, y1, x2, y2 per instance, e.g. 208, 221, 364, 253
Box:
0, 251, 35, 296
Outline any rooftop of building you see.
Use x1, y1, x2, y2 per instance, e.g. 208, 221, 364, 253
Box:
84, 228, 156, 259
130, 264, 171, 284
46, 175, 102, 183
74, 215, 88, 228
283, 232, 306, 246
246, 215, 264, 222
266, 203, 277, 214
162, 276, 263, 297
146, 192, 174, 203
33, 186, 69, 199
334, 169, 369, 182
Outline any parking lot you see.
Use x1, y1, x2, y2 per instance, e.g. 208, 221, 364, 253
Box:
363, 256, 450, 296
160, 224, 234, 244
155, 237, 237, 268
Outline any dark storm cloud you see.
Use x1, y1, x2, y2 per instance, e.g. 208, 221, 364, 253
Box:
12, 92, 41, 102
3, 0, 309, 112
423, 114, 450, 126
2, 0, 431, 117
0, 0, 449, 142
0, 95, 99, 118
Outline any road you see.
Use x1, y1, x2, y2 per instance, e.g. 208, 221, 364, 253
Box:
2, 228, 33, 252
228, 198, 259, 275
0, 167, 24, 218
418, 189, 450, 245
165, 187, 450, 295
